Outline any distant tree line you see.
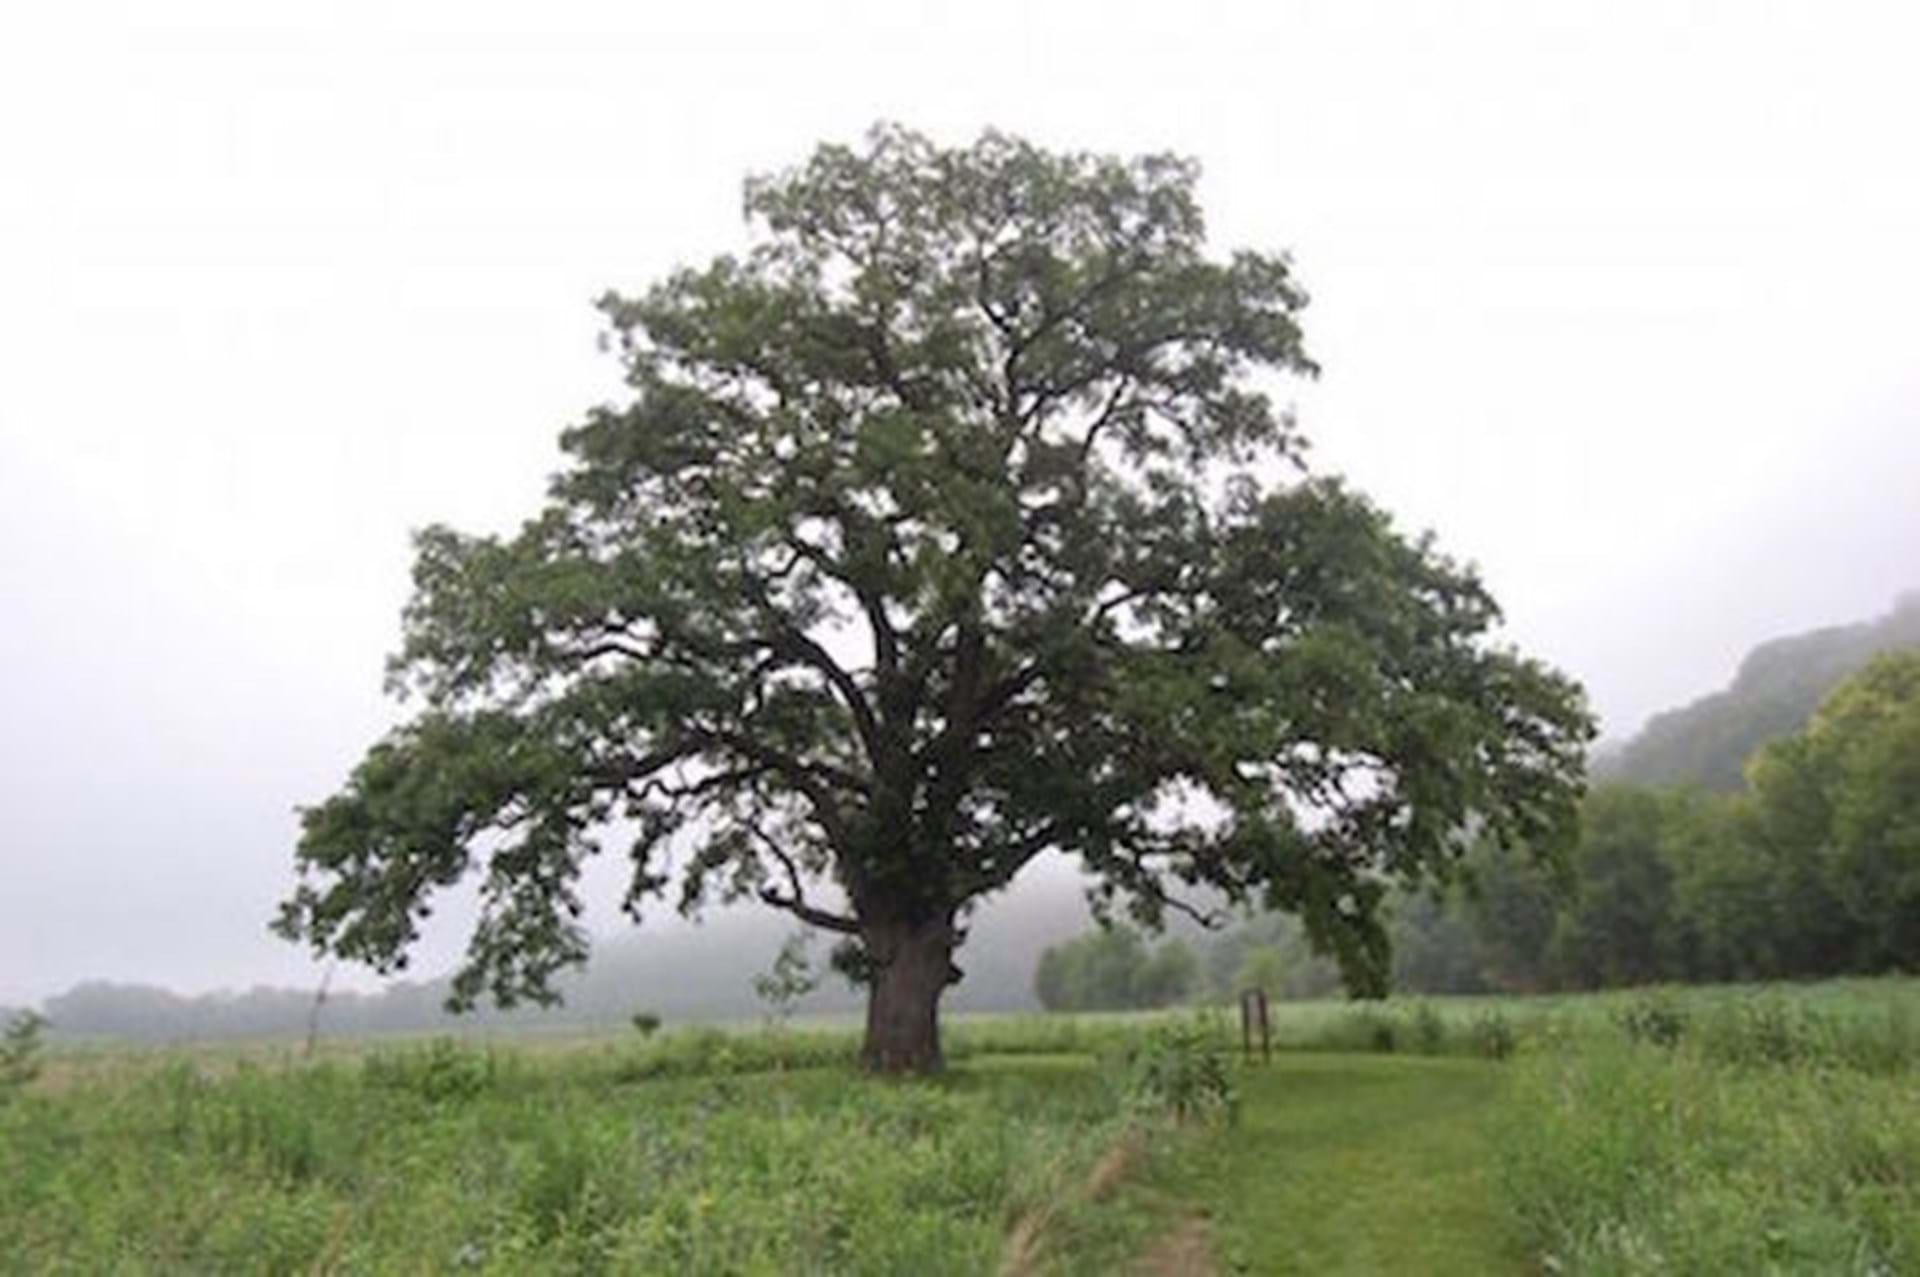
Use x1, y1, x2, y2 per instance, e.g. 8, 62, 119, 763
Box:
1433, 649, 1920, 990
1031, 927, 1201, 1011
1040, 649, 1920, 1002
1560, 650, 1918, 984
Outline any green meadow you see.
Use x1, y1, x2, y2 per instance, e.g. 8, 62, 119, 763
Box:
4, 979, 1917, 1274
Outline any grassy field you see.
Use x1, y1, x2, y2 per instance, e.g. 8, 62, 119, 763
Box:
1, 1043, 1157, 1274
1492, 988, 1920, 1273
3, 979, 1917, 1273
1120, 1053, 1521, 1275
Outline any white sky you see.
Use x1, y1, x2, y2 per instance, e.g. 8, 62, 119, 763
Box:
3, 0, 1916, 1005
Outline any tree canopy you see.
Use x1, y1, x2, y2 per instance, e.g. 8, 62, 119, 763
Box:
276, 125, 1593, 1071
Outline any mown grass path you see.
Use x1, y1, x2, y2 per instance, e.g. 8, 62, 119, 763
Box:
1133, 1054, 1520, 1275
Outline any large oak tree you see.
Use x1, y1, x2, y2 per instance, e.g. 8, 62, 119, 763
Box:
277, 126, 1593, 1072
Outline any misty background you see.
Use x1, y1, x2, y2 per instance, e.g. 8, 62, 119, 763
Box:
3, 1, 1917, 1012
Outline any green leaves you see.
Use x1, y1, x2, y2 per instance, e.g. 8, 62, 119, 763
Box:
279, 124, 1593, 1015
0, 1010, 48, 1101
1748, 650, 1920, 969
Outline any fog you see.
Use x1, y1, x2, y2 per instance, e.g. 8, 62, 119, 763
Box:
3, 1, 1916, 1007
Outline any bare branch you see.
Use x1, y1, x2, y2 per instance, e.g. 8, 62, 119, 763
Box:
777, 531, 900, 679
1154, 890, 1226, 930
758, 887, 862, 935
769, 628, 883, 768
744, 821, 861, 935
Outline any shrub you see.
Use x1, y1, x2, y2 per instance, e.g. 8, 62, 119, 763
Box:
0, 1011, 48, 1101
1616, 992, 1688, 1047
1688, 995, 1920, 1073
1471, 1010, 1516, 1060
1697, 997, 1809, 1067
612, 1026, 860, 1083
362, 1037, 492, 1103
1299, 1006, 1402, 1055
1412, 1002, 1447, 1054
1115, 1019, 1236, 1125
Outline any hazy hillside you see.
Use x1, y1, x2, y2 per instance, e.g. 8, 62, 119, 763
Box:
1599, 592, 1920, 791
32, 866, 1106, 1043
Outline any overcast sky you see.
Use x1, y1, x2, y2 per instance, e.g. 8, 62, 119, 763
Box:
3, 0, 1916, 1006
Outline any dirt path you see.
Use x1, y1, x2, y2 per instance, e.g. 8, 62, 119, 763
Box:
1131, 1215, 1217, 1276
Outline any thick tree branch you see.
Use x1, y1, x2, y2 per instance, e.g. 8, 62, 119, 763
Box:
768, 628, 883, 768
758, 889, 862, 934
744, 822, 861, 934
701, 729, 861, 850
779, 531, 901, 679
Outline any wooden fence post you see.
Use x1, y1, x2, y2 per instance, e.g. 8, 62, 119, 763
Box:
1239, 988, 1271, 1064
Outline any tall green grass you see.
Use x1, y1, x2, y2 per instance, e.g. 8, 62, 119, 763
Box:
1491, 992, 1920, 1274
10, 980, 1916, 1273
0, 1040, 1143, 1274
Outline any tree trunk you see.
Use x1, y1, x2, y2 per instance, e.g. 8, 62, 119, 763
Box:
859, 913, 957, 1074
